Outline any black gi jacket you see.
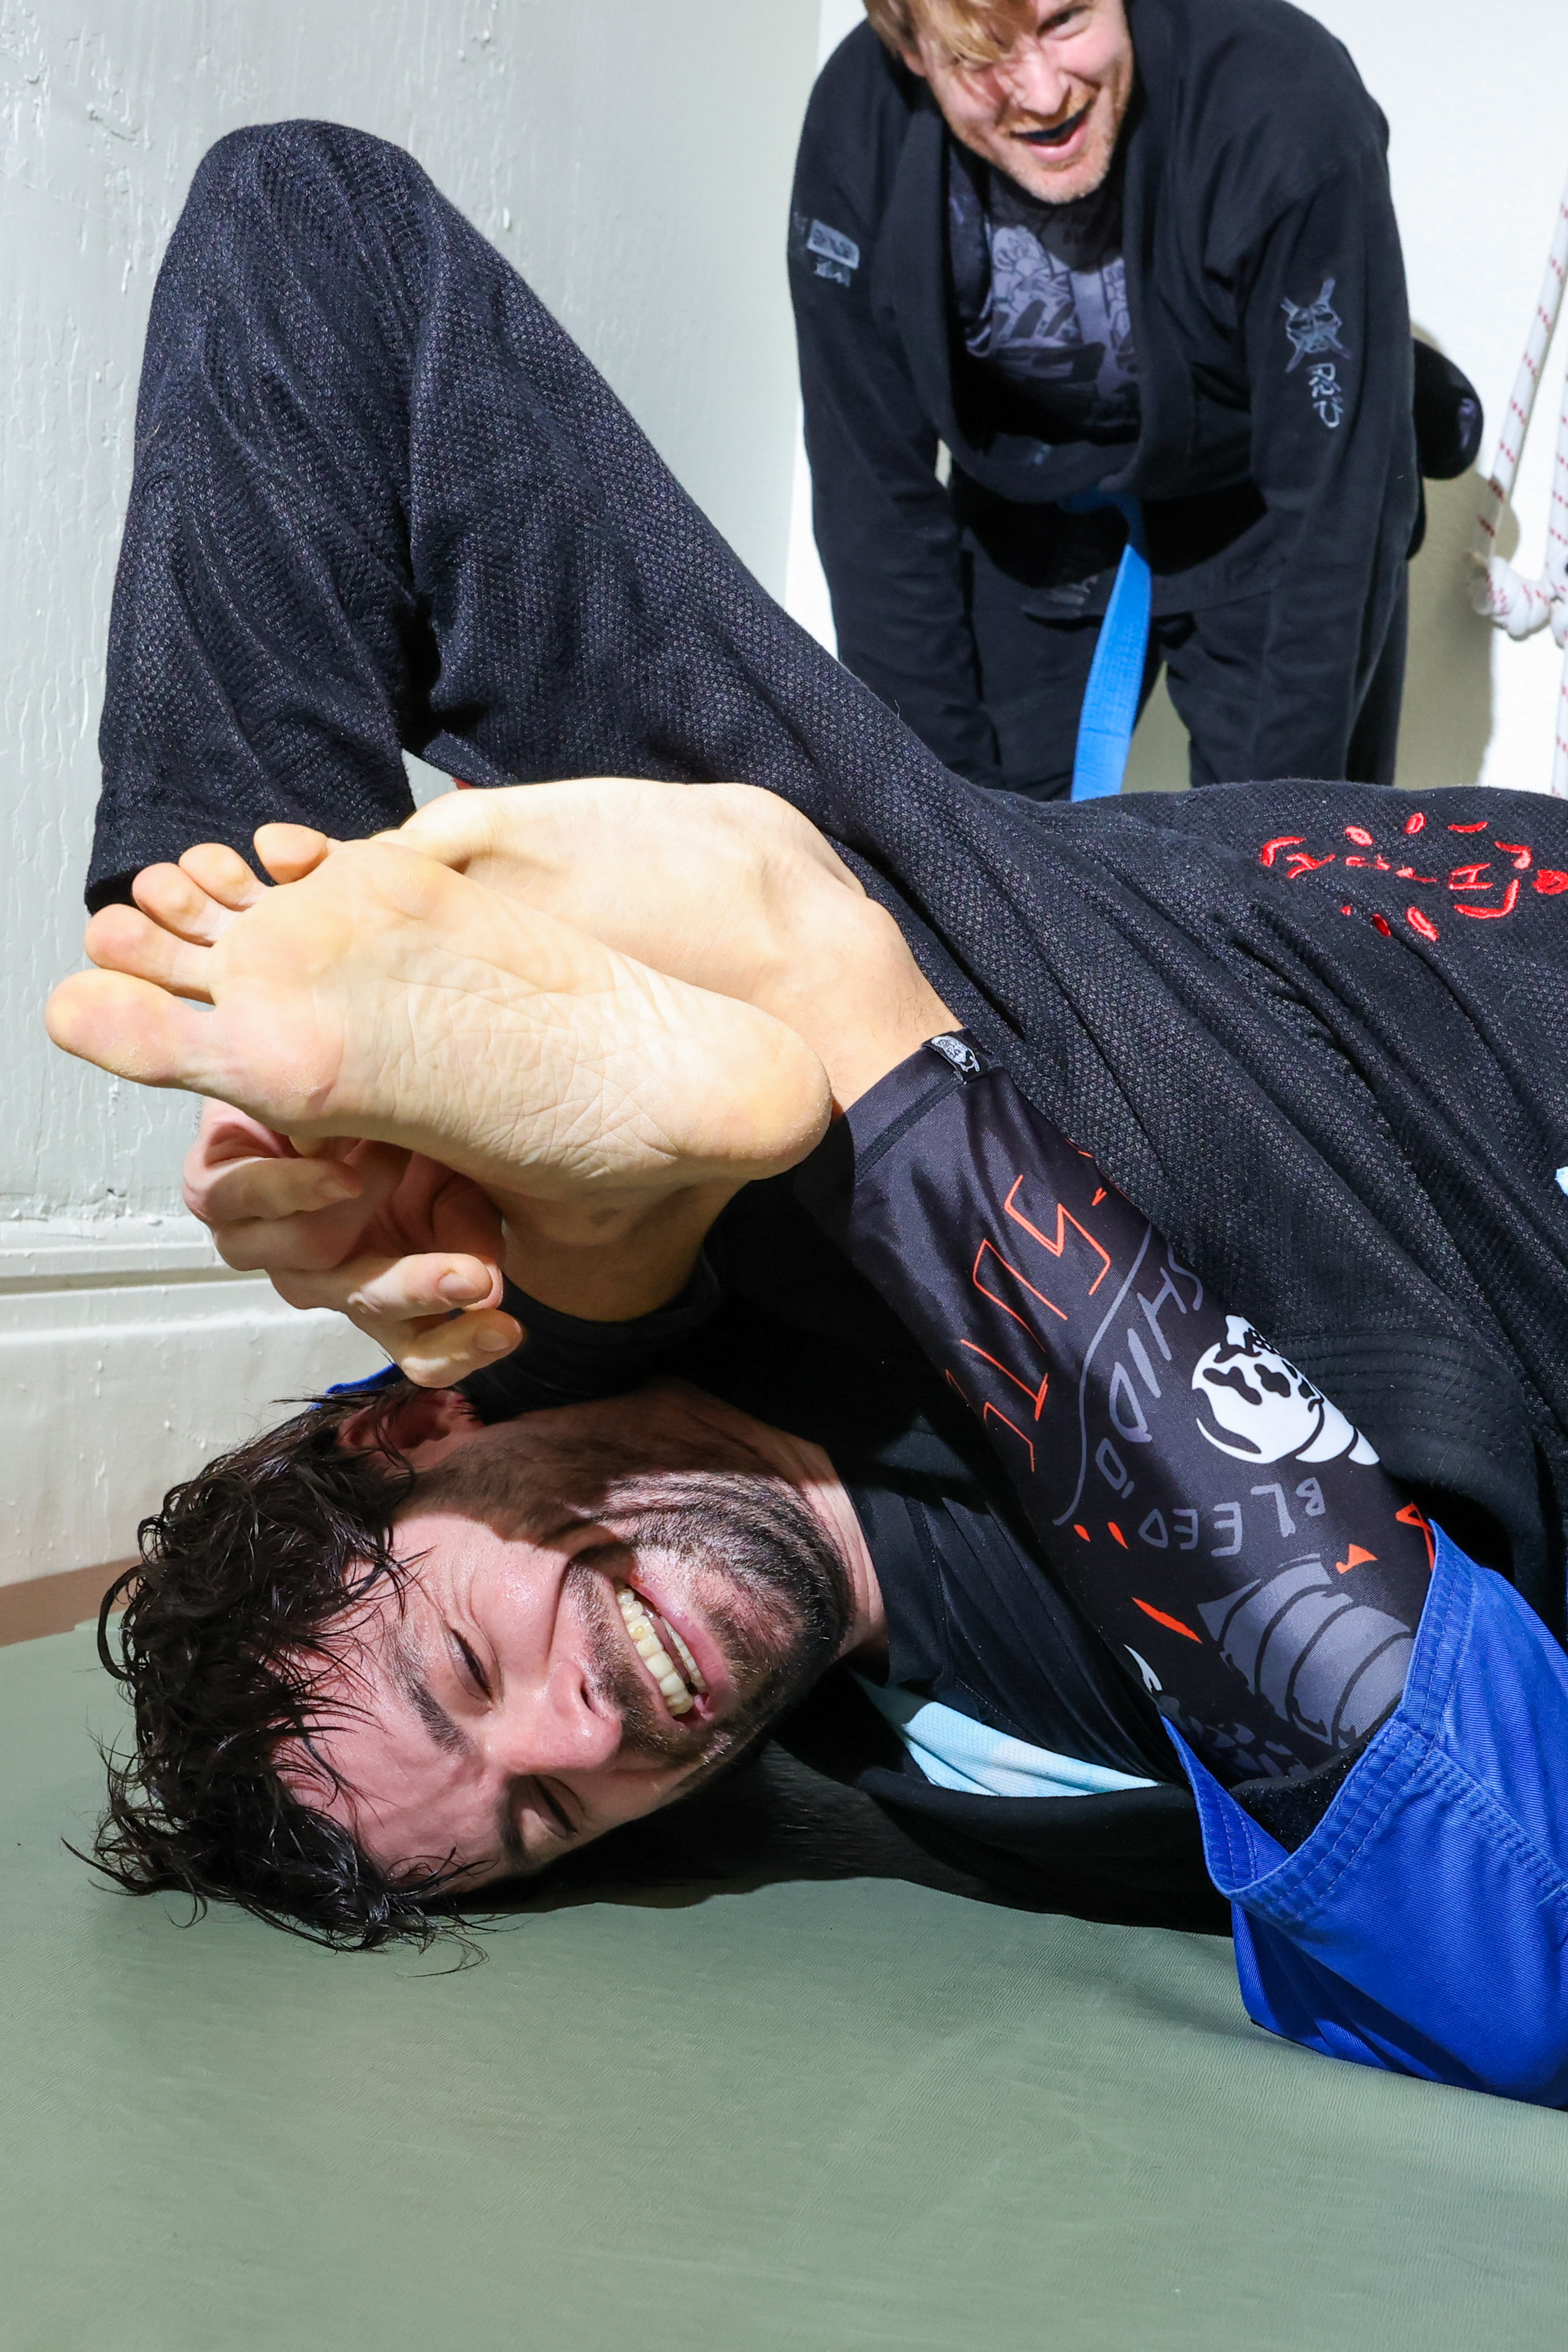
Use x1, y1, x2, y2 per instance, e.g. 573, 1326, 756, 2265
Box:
789, 1, 1418, 788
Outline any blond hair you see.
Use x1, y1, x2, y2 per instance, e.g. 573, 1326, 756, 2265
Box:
864, 0, 1040, 66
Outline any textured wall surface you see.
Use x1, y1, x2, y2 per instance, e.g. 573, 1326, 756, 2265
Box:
5, 0, 818, 1223
2, 0, 817, 1576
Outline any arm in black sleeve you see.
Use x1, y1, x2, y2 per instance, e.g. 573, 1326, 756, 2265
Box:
789, 57, 1002, 785
1230, 162, 1417, 779
796, 1037, 1432, 1790
457, 1256, 722, 1422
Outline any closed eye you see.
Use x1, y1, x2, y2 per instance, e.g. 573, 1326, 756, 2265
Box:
450, 1629, 492, 1701
532, 1777, 577, 1842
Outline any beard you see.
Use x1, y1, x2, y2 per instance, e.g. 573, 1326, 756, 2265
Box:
405, 1394, 854, 1777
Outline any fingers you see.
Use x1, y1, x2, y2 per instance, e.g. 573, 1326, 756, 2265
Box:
272, 1250, 521, 1388
394, 1312, 523, 1388
83, 903, 214, 1000
278, 1251, 504, 1320
45, 969, 220, 1091
184, 1123, 415, 1276
254, 823, 337, 884
187, 1154, 368, 1261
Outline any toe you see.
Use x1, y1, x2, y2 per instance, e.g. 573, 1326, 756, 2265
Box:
255, 823, 337, 883
179, 842, 267, 909
131, 861, 234, 947
45, 969, 220, 1091
85, 904, 213, 1000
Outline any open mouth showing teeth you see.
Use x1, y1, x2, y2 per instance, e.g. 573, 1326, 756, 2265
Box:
615, 1584, 710, 1719
1018, 103, 1090, 146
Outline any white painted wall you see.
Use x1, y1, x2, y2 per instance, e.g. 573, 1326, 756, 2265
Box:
2, 0, 818, 1581
783, 0, 1568, 802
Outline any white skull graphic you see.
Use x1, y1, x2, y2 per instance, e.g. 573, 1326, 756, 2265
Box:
1191, 1316, 1379, 1465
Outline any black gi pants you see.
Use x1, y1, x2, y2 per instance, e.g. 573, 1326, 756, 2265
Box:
89, 121, 916, 909
962, 524, 1409, 801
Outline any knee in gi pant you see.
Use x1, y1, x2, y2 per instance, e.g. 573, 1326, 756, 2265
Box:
1174, 1530, 1568, 2104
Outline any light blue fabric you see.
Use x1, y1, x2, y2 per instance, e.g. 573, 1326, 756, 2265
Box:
1063, 489, 1151, 802
1171, 1527, 1568, 2106
855, 1676, 1157, 1801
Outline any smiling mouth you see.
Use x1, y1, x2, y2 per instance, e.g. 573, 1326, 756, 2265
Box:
1015, 101, 1091, 147
616, 1584, 710, 1719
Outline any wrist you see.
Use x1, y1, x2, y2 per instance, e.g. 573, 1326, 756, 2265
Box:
492, 1180, 739, 1322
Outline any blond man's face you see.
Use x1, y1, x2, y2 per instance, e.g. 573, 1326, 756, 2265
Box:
901, 0, 1134, 205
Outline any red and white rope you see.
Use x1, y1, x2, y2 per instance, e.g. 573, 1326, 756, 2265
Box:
1472, 165, 1568, 796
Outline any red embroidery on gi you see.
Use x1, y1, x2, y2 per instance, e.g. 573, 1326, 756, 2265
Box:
1371, 913, 1393, 936
1497, 842, 1533, 870
1396, 866, 1438, 883
1285, 852, 1336, 878
1345, 826, 1376, 846
1259, 836, 1305, 867
1449, 864, 1493, 891
1457, 880, 1521, 920
1405, 812, 1427, 835
1535, 869, 1568, 895
1450, 821, 1489, 833
1345, 855, 1368, 867
1406, 906, 1439, 942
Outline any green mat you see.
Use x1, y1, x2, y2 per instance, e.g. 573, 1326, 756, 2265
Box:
3, 1624, 1565, 2351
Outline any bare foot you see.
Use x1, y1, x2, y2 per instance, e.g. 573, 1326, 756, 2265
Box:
397, 780, 953, 1105
124, 783, 954, 1107
48, 840, 833, 1207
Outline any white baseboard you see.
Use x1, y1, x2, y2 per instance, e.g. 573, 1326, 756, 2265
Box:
0, 1217, 384, 1588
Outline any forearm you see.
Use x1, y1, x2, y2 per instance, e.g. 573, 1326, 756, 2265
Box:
798, 1036, 1432, 1784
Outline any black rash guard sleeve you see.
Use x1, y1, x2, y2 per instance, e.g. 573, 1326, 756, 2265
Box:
796, 1035, 1432, 1789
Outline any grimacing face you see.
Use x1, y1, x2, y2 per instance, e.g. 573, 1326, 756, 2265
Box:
902, 0, 1135, 205
279, 1387, 852, 1890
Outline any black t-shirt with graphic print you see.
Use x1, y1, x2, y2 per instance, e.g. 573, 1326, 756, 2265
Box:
946, 148, 1140, 446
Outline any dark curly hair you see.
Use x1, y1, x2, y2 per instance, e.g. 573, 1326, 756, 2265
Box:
92, 1381, 470, 1952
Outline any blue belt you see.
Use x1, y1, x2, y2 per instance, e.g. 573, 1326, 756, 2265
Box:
1062, 489, 1152, 802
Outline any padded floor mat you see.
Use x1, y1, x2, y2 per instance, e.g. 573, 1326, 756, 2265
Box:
2, 1624, 1565, 2350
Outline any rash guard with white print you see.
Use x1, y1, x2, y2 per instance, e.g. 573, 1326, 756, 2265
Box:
796, 1035, 1433, 1789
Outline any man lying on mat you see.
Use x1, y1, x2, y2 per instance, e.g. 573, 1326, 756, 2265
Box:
46, 779, 1568, 2108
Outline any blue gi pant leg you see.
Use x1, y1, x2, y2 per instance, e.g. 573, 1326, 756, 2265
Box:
1172, 1529, 1568, 2104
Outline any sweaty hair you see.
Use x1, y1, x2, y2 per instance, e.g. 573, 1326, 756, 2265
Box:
91, 1384, 847, 1951
865, 0, 1041, 67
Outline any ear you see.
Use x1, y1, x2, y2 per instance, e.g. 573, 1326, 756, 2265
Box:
336, 1386, 482, 1457
898, 42, 930, 78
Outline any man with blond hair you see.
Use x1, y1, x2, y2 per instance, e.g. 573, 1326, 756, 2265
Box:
789, 0, 1476, 800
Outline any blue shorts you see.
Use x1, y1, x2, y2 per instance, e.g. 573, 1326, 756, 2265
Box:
1174, 1528, 1568, 2103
